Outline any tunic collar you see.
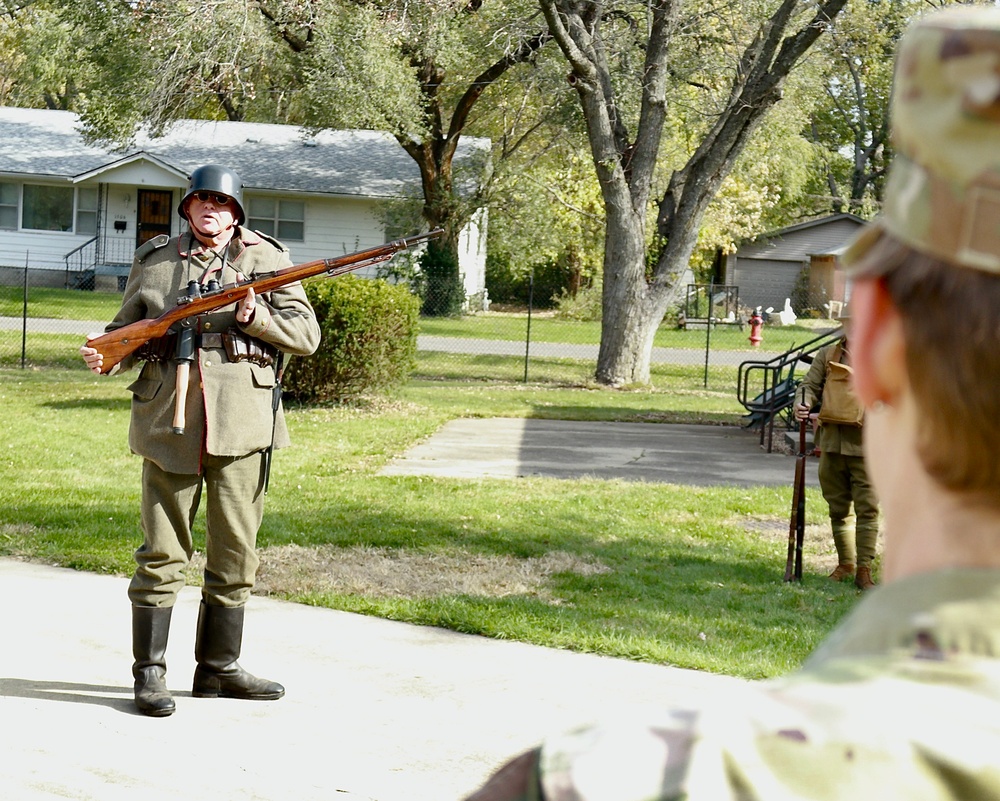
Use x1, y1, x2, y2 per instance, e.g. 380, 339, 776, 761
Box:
176, 226, 264, 259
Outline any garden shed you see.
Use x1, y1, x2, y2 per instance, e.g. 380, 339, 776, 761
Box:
722, 213, 866, 314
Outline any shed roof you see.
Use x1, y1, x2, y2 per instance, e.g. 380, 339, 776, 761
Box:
735, 213, 867, 262
0, 106, 488, 199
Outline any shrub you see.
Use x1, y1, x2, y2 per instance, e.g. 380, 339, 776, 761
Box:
554, 282, 603, 321
484, 250, 522, 305
282, 275, 420, 403
420, 242, 464, 317
485, 252, 577, 310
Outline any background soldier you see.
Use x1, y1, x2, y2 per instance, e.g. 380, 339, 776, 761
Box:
465, 7, 1000, 798
795, 317, 880, 590
81, 164, 321, 717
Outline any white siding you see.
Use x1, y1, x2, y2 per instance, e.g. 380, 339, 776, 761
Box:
0, 230, 82, 271
458, 207, 487, 299
284, 196, 383, 271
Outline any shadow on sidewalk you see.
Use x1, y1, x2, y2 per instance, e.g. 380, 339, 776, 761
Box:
0, 677, 184, 715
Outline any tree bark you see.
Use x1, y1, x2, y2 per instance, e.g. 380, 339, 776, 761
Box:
543, 0, 847, 386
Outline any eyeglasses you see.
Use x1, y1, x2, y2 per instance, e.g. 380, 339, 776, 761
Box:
192, 191, 233, 205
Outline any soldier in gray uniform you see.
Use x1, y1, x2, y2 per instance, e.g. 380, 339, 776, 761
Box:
465, 7, 1000, 799
81, 164, 321, 717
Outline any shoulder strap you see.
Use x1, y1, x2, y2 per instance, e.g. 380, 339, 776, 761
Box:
252, 229, 290, 253
135, 234, 170, 262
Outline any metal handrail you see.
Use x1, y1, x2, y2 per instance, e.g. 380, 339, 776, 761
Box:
63, 235, 99, 261
63, 236, 99, 289
736, 326, 843, 451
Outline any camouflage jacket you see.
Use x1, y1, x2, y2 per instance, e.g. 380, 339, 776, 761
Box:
528, 569, 1000, 800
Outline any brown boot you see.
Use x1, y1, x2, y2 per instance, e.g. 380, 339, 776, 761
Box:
828, 563, 855, 581
855, 565, 876, 591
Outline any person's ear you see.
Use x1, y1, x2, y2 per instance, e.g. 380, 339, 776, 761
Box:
848, 277, 908, 408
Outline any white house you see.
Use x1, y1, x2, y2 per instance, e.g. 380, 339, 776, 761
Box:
0, 106, 488, 296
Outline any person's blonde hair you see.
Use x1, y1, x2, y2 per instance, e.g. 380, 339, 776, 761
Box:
851, 234, 1000, 507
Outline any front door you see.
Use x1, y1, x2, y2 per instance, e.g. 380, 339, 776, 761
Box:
136, 189, 173, 247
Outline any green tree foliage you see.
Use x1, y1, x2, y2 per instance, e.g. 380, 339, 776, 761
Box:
56, 0, 302, 141
474, 47, 608, 308
282, 275, 419, 403
805, 0, 909, 216
418, 240, 464, 317
486, 145, 605, 307
54, 0, 550, 269
802, 0, 962, 218
0, 0, 92, 109
695, 84, 821, 270
540, 0, 849, 386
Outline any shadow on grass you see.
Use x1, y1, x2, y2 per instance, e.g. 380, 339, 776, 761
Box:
42, 397, 131, 412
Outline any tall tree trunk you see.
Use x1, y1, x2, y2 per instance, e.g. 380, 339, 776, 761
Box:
543, 0, 847, 386
597, 203, 655, 385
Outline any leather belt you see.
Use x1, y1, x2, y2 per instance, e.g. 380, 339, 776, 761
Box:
199, 333, 225, 349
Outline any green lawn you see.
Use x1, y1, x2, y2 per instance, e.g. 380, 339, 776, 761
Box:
0, 285, 124, 321
3, 285, 839, 352
0, 367, 861, 680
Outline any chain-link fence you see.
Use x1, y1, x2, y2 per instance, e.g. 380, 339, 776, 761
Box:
1, 269, 843, 445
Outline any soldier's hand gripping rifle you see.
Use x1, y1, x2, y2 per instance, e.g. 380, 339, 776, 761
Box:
85, 230, 442, 376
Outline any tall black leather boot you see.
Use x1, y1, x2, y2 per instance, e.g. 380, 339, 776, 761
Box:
192, 601, 285, 700
132, 605, 176, 717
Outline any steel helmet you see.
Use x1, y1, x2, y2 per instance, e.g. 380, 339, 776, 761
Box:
178, 164, 246, 225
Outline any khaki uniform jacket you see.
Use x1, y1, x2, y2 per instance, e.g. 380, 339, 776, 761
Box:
530, 569, 1000, 800
795, 340, 864, 457
107, 228, 321, 475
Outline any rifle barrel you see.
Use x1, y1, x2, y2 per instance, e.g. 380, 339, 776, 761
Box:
87, 230, 441, 375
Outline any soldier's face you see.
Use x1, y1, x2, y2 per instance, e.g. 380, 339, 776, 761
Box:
187, 193, 237, 239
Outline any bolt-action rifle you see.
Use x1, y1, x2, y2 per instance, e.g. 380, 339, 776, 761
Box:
784, 417, 808, 582
85, 229, 442, 376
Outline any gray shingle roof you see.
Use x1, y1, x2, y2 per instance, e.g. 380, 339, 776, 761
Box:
0, 106, 487, 199
735, 214, 866, 261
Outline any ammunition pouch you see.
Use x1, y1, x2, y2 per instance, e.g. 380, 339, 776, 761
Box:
221, 327, 276, 368
136, 328, 276, 368
136, 333, 177, 363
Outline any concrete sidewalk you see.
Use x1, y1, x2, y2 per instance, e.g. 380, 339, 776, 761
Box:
1, 421, 797, 799
0, 560, 747, 801
382, 418, 817, 488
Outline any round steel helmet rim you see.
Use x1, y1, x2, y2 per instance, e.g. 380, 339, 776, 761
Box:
178, 164, 246, 224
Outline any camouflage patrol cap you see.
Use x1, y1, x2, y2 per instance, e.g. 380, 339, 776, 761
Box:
844, 6, 1000, 275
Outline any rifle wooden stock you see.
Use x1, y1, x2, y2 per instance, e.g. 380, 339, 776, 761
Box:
784, 418, 808, 582
86, 230, 442, 375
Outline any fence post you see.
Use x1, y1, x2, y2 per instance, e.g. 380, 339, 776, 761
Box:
20, 252, 29, 369
703, 280, 713, 388
523, 267, 534, 382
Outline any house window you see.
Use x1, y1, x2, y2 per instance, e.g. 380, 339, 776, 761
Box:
23, 184, 74, 232
247, 197, 305, 241
0, 183, 16, 230
76, 187, 99, 235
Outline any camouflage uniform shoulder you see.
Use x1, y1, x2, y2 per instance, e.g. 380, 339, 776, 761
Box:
251, 230, 290, 253
134, 234, 170, 262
